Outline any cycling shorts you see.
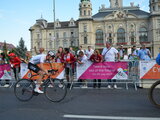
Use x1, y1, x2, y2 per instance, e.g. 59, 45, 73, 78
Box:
28, 62, 41, 73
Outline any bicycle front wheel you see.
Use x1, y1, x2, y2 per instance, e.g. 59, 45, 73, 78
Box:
44, 79, 67, 102
149, 80, 160, 108
14, 79, 34, 102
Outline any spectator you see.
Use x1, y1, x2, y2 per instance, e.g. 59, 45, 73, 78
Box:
62, 48, 75, 88
21, 51, 32, 64
129, 46, 139, 60
85, 46, 94, 59
138, 44, 151, 60
8, 53, 21, 81
102, 41, 120, 89
0, 53, 5, 64
77, 51, 88, 88
69, 47, 75, 56
0, 53, 10, 87
34, 46, 45, 55
55, 52, 63, 63
90, 50, 102, 88
118, 45, 125, 60
77, 46, 85, 56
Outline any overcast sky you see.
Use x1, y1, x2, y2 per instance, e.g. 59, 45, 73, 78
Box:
0, 0, 149, 50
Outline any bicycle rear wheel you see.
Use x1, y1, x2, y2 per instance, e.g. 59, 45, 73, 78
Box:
149, 80, 160, 108
14, 79, 34, 102
44, 79, 67, 102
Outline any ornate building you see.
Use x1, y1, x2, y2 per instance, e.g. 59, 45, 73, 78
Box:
30, 0, 160, 57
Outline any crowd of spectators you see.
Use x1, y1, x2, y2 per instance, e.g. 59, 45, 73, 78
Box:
0, 41, 152, 88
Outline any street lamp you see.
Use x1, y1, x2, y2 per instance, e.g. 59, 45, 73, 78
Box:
53, 0, 56, 52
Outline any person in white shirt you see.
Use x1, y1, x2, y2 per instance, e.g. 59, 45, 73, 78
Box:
28, 51, 55, 93
76, 46, 85, 56
85, 46, 94, 59
102, 41, 120, 89
77, 51, 88, 88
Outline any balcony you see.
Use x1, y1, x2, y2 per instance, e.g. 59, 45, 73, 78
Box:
116, 42, 127, 45
95, 43, 104, 46
140, 41, 151, 44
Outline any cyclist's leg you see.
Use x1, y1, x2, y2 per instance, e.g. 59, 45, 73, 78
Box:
28, 62, 44, 93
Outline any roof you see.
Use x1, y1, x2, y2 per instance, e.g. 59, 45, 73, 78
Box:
92, 9, 150, 19
47, 21, 78, 29
0, 42, 15, 50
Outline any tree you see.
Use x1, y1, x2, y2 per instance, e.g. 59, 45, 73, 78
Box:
15, 37, 27, 59
2, 41, 10, 63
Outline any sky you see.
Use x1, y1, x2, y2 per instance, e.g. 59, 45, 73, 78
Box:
0, 0, 149, 50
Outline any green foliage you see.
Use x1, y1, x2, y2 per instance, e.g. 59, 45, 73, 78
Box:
15, 37, 27, 59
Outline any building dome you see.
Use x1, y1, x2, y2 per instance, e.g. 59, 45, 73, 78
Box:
81, 0, 90, 2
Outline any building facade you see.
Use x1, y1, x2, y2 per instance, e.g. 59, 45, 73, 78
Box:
30, 0, 160, 57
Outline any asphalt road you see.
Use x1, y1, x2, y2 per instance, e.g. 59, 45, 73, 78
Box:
0, 87, 160, 120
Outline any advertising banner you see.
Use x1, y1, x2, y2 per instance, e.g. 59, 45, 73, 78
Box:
21, 63, 65, 80
140, 60, 160, 79
77, 61, 128, 79
0, 64, 12, 79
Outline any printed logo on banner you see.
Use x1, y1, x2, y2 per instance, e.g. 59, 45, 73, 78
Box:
0, 64, 12, 79
140, 60, 160, 79
21, 63, 65, 80
77, 62, 128, 79
140, 61, 160, 79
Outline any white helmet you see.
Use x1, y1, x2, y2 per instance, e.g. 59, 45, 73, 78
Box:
47, 51, 55, 57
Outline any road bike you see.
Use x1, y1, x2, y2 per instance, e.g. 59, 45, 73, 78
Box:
148, 80, 160, 108
14, 69, 67, 102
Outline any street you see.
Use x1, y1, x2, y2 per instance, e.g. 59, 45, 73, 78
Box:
0, 87, 160, 120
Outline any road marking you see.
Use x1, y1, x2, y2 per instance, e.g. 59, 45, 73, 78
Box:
63, 114, 160, 120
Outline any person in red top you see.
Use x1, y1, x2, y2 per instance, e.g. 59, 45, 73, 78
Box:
90, 50, 102, 88
62, 48, 75, 88
8, 53, 21, 81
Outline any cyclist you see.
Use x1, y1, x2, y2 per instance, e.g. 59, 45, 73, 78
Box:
28, 51, 55, 93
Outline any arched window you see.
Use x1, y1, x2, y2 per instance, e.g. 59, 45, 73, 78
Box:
130, 31, 135, 43
84, 37, 87, 44
88, 10, 91, 16
96, 29, 103, 44
84, 10, 86, 16
63, 40, 68, 48
117, 28, 125, 43
139, 27, 148, 42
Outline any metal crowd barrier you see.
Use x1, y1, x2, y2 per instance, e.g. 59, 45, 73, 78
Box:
0, 60, 158, 90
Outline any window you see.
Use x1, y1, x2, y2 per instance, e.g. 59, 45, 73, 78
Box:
71, 32, 74, 37
37, 34, 40, 40
88, 10, 91, 16
108, 33, 112, 43
56, 40, 59, 47
49, 41, 52, 49
80, 10, 82, 16
84, 10, 86, 16
153, 6, 155, 11
63, 40, 67, 47
49, 33, 52, 39
96, 29, 103, 44
139, 27, 148, 42
84, 25, 87, 32
84, 37, 87, 44
56, 33, 59, 39
117, 28, 125, 43
63, 32, 67, 38
130, 32, 135, 43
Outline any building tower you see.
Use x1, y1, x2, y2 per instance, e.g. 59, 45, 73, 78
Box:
110, 0, 123, 8
79, 0, 92, 19
149, 0, 160, 57
78, 0, 94, 49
